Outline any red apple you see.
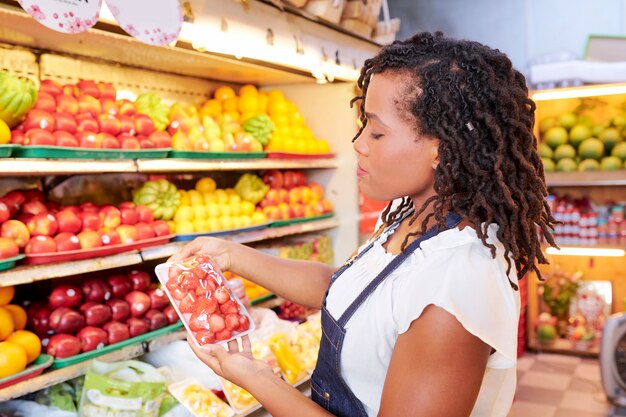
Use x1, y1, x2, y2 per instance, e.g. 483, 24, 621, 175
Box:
31, 305, 52, 337
120, 207, 139, 225
100, 133, 120, 149
135, 222, 156, 240
55, 209, 82, 234
134, 114, 155, 136
79, 202, 99, 213
134, 205, 154, 223
77, 80, 100, 98
77, 326, 108, 352
77, 230, 102, 249
126, 317, 150, 337
10, 131, 24, 145
118, 116, 135, 134
56, 94, 79, 115
53, 131, 79, 147
99, 205, 122, 229
27, 213, 58, 236
25, 235, 56, 254
76, 115, 99, 133
34, 92, 56, 113
82, 278, 113, 303
99, 229, 121, 246
118, 202, 135, 210
120, 137, 141, 150
49, 284, 83, 309
150, 220, 170, 237
77, 132, 103, 148
97, 114, 121, 136
22, 200, 48, 216
46, 334, 81, 358
117, 99, 136, 116
2, 191, 25, 211
149, 131, 172, 148
97, 82, 116, 100
24, 128, 55, 146
107, 275, 133, 298
49, 307, 85, 334
125, 291, 151, 317
147, 288, 169, 310
100, 98, 118, 115
106, 298, 131, 322
128, 270, 151, 291
79, 211, 102, 230
80, 302, 112, 327
0, 237, 19, 259
24, 109, 55, 132
103, 321, 130, 344
16, 212, 33, 225
62, 84, 77, 97
46, 200, 60, 212
40, 79, 62, 96
53, 112, 77, 133
0, 201, 9, 223
1, 220, 30, 248
262, 170, 284, 189
163, 306, 179, 324
115, 225, 137, 244
144, 309, 168, 331
139, 138, 155, 149
54, 232, 81, 251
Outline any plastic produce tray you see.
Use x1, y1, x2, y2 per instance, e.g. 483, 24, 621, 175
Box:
266, 152, 335, 159
0, 144, 20, 157
168, 150, 266, 159
0, 254, 25, 271
0, 354, 54, 389
269, 213, 333, 227
50, 322, 183, 369
14, 146, 171, 159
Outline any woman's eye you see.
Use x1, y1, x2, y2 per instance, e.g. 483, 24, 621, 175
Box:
370, 133, 384, 139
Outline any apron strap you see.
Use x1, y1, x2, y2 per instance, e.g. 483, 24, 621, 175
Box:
336, 212, 463, 327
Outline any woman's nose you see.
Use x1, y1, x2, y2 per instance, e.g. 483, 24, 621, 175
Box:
353, 132, 368, 156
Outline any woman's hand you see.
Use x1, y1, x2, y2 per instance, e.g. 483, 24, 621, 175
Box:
168, 237, 233, 271
188, 335, 274, 388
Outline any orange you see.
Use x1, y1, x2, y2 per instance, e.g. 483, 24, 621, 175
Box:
0, 286, 14, 306
0, 341, 27, 377
4, 305, 26, 330
0, 307, 14, 340
267, 90, 284, 101
258, 92, 269, 114
239, 84, 258, 97
0, 119, 10, 145
6, 330, 40, 363
201, 99, 222, 116
222, 97, 239, 113
238, 95, 258, 114
268, 99, 288, 116
214, 86, 236, 101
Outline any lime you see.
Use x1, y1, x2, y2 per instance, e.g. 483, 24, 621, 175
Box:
541, 158, 556, 172
559, 112, 577, 130
538, 143, 553, 159
553, 144, 576, 161
611, 142, 626, 161
568, 124, 591, 149
539, 117, 556, 134
591, 123, 607, 138
599, 127, 622, 152
578, 159, 600, 171
556, 158, 577, 172
578, 138, 605, 160
601, 156, 622, 171
544, 127, 568, 149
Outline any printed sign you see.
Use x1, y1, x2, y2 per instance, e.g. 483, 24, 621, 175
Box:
17, 0, 102, 34
105, 0, 183, 46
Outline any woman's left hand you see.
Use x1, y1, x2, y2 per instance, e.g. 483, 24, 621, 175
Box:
188, 334, 274, 388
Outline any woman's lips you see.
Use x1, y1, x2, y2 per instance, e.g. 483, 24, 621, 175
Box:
357, 165, 368, 177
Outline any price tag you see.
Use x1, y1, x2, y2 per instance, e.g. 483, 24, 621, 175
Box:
105, 0, 183, 46
17, 0, 102, 33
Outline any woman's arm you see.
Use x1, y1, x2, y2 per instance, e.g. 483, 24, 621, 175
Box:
378, 305, 491, 417
169, 237, 336, 308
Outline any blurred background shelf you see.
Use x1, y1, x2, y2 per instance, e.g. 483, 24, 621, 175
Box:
545, 170, 626, 187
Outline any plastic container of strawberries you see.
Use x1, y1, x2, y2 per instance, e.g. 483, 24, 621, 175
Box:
155, 255, 255, 347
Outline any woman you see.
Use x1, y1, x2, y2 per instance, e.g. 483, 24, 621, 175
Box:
169, 32, 556, 417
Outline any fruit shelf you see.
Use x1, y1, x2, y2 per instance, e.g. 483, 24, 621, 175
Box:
527, 335, 599, 359
0, 157, 339, 176
0, 216, 340, 286
545, 171, 626, 187
0, 329, 187, 401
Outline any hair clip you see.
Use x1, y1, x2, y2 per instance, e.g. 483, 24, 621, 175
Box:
466, 122, 475, 132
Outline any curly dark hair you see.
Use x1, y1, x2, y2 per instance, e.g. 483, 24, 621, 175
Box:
353, 32, 557, 289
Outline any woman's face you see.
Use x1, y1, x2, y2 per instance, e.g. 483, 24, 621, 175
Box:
353, 72, 439, 202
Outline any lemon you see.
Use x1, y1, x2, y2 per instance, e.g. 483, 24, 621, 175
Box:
195, 178, 216, 193
0, 120, 10, 145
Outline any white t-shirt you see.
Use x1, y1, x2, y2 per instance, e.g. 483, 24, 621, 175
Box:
325, 221, 520, 417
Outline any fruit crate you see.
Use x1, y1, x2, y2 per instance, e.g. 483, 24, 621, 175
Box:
0, 46, 39, 83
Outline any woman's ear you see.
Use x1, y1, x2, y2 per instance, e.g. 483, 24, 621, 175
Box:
430, 139, 440, 170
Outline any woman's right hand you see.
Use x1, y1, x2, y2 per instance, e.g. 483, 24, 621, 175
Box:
167, 237, 234, 271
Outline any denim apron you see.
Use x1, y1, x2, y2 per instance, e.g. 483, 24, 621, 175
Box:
310, 212, 462, 416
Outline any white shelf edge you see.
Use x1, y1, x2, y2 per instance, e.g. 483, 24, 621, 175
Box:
545, 170, 626, 187
135, 158, 340, 173
0, 158, 137, 176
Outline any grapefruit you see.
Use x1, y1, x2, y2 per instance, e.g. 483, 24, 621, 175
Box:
541, 158, 556, 172
559, 112, 577, 130
568, 124, 591, 149
601, 156, 623, 171
538, 143, 553, 159
556, 158, 577, 172
539, 117, 556, 134
544, 127, 568, 149
599, 127, 622, 152
578, 159, 601, 171
553, 144, 576, 162
611, 142, 626, 161
578, 138, 605, 160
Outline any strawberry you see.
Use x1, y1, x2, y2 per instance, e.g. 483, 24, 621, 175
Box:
237, 315, 250, 332
196, 296, 218, 314
214, 286, 231, 304
225, 313, 240, 331
178, 292, 196, 314
195, 330, 215, 345
189, 311, 210, 332
179, 271, 201, 290
165, 280, 187, 301
215, 328, 232, 341
168, 265, 184, 282
220, 300, 239, 315
209, 314, 225, 332
190, 265, 208, 280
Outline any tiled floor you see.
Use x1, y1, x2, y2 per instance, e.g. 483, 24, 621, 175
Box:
508, 352, 626, 417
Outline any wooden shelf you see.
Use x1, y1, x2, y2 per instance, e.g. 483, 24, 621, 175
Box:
545, 170, 626, 187
135, 158, 339, 173
0, 330, 187, 402
0, 217, 339, 286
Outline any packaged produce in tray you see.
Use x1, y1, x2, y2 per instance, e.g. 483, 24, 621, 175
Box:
220, 378, 259, 414
155, 255, 255, 346
169, 377, 234, 417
